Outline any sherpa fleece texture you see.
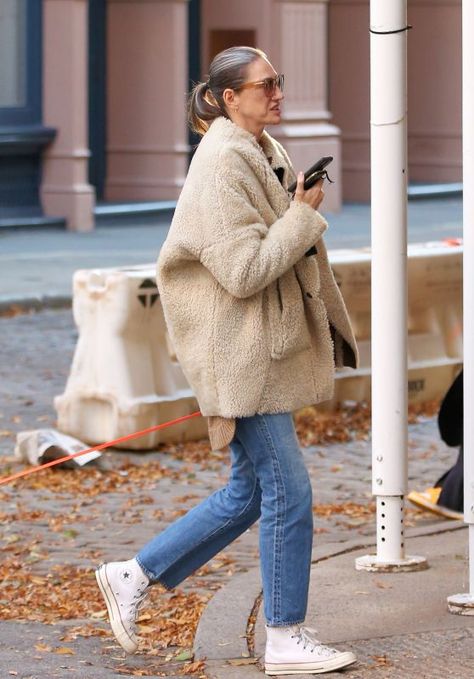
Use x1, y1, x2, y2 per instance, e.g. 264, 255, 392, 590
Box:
157, 116, 358, 418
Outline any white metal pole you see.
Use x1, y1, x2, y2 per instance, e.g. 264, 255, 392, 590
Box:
356, 0, 426, 572
464, 0, 474, 600
448, 0, 474, 615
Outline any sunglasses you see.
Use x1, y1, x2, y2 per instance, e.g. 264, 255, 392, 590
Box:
238, 73, 285, 97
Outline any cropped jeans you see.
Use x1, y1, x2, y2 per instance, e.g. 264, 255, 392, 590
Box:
136, 412, 314, 626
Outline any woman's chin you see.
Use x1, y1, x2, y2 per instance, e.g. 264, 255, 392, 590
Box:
268, 111, 282, 124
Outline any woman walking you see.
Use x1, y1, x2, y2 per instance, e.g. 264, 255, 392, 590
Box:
96, 46, 358, 675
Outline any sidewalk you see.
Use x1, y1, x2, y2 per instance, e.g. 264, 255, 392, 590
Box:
0, 309, 471, 677
0, 197, 463, 309
197, 523, 474, 679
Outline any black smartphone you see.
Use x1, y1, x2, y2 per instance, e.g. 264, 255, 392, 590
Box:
287, 156, 333, 194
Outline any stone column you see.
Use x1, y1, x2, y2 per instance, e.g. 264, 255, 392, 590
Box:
41, 0, 95, 232
328, 0, 370, 202
105, 0, 189, 202
407, 0, 462, 185
271, 0, 342, 211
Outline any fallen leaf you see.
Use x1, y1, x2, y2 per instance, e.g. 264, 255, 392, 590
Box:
62, 529, 78, 539
54, 647, 75, 655
370, 654, 391, 667
31, 576, 47, 586
227, 657, 259, 666
136, 613, 152, 622
4, 535, 21, 544
183, 660, 206, 674
137, 625, 155, 634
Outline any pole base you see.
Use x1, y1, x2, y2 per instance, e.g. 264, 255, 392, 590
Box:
355, 554, 428, 572
447, 593, 474, 616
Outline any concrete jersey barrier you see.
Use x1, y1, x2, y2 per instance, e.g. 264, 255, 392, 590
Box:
55, 241, 462, 449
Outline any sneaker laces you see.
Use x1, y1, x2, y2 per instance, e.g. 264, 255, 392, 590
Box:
291, 626, 338, 657
127, 586, 149, 632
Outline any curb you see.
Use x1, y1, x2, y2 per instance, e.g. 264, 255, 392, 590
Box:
193, 569, 262, 662
0, 294, 72, 314
194, 520, 466, 671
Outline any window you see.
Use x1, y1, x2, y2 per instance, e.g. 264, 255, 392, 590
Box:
0, 0, 41, 125
0, 0, 27, 108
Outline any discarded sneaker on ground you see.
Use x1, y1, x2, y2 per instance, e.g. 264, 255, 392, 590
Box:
96, 558, 149, 653
265, 624, 357, 675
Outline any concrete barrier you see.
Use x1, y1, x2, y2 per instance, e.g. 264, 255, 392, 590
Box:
54, 265, 207, 450
55, 241, 462, 449
330, 240, 462, 404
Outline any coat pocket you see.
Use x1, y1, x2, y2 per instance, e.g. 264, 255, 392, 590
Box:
268, 269, 312, 360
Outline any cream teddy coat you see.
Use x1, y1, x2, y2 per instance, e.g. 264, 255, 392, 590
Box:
157, 116, 358, 426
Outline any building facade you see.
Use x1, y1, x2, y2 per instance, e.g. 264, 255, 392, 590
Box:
0, 0, 461, 231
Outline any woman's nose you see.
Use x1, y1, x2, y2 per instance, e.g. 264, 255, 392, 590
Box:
274, 88, 284, 101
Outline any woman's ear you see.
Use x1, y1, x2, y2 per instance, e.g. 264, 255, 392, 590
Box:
222, 88, 237, 110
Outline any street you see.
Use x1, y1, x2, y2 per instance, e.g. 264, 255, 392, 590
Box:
0, 307, 461, 678
0, 198, 463, 307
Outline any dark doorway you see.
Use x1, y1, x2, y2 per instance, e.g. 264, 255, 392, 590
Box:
188, 0, 201, 154
88, 0, 107, 200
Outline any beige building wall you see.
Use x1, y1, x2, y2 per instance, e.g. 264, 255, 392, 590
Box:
407, 0, 462, 184
329, 0, 462, 202
39, 0, 463, 230
105, 0, 189, 202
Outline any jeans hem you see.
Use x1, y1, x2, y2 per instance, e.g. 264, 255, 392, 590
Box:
265, 619, 305, 627
135, 556, 174, 591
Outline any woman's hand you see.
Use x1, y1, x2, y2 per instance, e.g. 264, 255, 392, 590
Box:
293, 172, 325, 211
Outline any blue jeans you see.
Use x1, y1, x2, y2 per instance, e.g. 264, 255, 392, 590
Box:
136, 412, 313, 625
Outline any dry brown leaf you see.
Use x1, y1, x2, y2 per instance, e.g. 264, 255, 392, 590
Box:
227, 657, 259, 666
54, 647, 75, 655
31, 576, 47, 585
137, 613, 152, 622
313, 502, 375, 519
370, 654, 391, 667
293, 400, 440, 448
183, 660, 206, 674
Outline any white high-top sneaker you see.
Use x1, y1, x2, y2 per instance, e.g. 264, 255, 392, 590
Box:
96, 558, 150, 653
265, 624, 357, 675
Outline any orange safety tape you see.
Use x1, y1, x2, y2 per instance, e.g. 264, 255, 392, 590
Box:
0, 410, 202, 486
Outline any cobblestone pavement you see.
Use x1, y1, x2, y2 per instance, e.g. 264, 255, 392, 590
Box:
0, 309, 459, 678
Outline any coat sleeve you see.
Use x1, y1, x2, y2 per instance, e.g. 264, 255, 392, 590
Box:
199, 152, 327, 299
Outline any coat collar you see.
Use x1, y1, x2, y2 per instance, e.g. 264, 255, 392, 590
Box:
206, 117, 291, 217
